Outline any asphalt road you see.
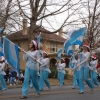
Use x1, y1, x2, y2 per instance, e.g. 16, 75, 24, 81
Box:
0, 85, 100, 100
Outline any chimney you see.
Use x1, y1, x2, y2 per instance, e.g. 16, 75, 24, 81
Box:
22, 19, 28, 35
58, 28, 63, 37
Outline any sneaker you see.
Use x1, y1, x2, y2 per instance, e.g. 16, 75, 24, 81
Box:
13, 84, 16, 86
9, 84, 12, 86
48, 88, 51, 91
72, 87, 76, 89
60, 85, 63, 87
34, 94, 40, 98
40, 89, 43, 91
20, 96, 27, 99
79, 92, 84, 94
14, 79, 16, 82
2, 88, 6, 91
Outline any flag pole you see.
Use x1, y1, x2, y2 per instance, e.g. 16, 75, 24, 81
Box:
18, 47, 42, 64
3, 36, 42, 64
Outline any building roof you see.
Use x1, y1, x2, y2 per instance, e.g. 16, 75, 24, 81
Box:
7, 26, 66, 43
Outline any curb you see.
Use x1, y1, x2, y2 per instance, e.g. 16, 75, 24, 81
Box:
7, 84, 73, 89
7, 85, 22, 89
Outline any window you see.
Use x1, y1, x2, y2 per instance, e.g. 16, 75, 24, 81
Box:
50, 44, 57, 53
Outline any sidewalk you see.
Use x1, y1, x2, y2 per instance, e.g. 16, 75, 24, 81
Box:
7, 78, 73, 89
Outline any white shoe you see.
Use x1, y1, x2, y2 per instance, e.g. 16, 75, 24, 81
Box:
13, 84, 16, 86
3, 88, 6, 91
60, 85, 63, 87
14, 79, 16, 83
9, 84, 12, 86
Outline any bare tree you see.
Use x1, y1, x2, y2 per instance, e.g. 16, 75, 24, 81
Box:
78, 0, 100, 49
1, 0, 100, 48
9, 0, 82, 41
0, 0, 13, 34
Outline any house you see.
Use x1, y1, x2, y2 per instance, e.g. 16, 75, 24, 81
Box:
7, 19, 70, 70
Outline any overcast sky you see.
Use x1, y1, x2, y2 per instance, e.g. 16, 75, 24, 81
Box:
7, 0, 97, 36
17, 0, 87, 32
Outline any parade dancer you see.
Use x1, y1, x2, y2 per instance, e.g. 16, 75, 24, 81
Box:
89, 54, 99, 88
56, 58, 66, 87
70, 55, 79, 89
39, 52, 51, 91
0, 56, 7, 91
0, 77, 3, 95
9, 68, 16, 86
76, 44, 93, 94
0, 84, 2, 95
20, 40, 40, 99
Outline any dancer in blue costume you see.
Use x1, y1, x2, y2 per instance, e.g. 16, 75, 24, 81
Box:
0, 78, 3, 94
0, 56, 6, 95
0, 84, 2, 95
76, 44, 93, 94
39, 52, 51, 91
20, 40, 40, 99
56, 58, 66, 87
89, 54, 99, 88
70, 55, 79, 89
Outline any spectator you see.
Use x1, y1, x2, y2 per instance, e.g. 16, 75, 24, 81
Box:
97, 72, 100, 82
19, 70, 24, 84
9, 68, 16, 86
96, 62, 100, 73
5, 67, 10, 83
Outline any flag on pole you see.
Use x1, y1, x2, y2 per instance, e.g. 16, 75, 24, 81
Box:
37, 33, 41, 49
37, 33, 42, 59
67, 30, 75, 38
69, 27, 86, 45
64, 27, 86, 56
64, 39, 73, 56
3, 37, 20, 76
57, 48, 63, 60
0, 38, 4, 56
0, 38, 8, 64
